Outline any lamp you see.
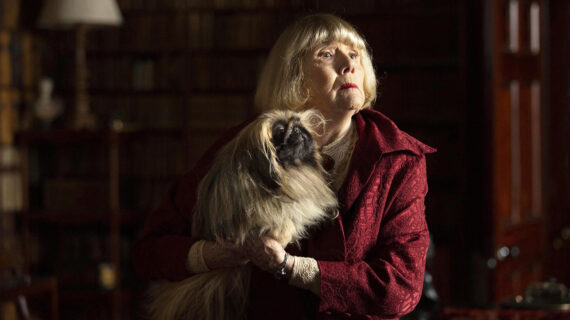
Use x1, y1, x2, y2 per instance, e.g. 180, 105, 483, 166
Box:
38, 0, 123, 129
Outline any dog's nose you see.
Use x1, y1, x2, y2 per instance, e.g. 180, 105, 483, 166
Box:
287, 125, 311, 145
288, 126, 300, 141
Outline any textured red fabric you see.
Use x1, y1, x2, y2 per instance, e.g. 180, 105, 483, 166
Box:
132, 108, 435, 319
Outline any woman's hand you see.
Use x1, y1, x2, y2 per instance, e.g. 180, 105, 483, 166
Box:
242, 237, 295, 275
202, 239, 249, 270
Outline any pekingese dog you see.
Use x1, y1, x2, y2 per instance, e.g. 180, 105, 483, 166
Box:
147, 109, 338, 320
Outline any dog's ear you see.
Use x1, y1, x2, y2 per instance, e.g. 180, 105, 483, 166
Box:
246, 144, 280, 192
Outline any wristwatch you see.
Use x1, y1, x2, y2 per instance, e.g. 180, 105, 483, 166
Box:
274, 252, 289, 280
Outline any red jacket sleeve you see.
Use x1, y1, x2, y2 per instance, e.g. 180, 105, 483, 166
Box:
317, 154, 430, 318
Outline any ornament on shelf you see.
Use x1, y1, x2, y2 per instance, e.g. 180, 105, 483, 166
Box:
33, 77, 63, 128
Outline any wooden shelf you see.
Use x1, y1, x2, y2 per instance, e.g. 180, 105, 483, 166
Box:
0, 276, 58, 320
122, 7, 309, 15
59, 287, 119, 302
0, 276, 58, 300
16, 127, 186, 144
17, 130, 113, 144
86, 47, 270, 56
23, 210, 143, 226
90, 88, 254, 96
0, 165, 20, 172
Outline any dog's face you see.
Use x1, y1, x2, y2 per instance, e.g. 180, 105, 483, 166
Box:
270, 115, 316, 168
193, 109, 337, 244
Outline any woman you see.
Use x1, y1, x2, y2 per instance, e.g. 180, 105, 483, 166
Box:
133, 13, 435, 319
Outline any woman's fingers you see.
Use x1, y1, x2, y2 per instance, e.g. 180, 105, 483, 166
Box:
202, 240, 249, 269
242, 236, 286, 272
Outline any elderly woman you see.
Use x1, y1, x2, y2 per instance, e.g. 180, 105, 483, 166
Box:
133, 13, 435, 319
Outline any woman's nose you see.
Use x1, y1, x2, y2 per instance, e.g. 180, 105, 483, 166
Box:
338, 52, 354, 74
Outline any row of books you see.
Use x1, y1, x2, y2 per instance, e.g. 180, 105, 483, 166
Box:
90, 93, 250, 168
40, 179, 174, 215
90, 93, 249, 130
37, 178, 176, 215
119, 135, 187, 177
0, 89, 20, 145
84, 54, 264, 93
117, 0, 308, 11
0, 30, 40, 145
114, 0, 448, 15
0, 31, 40, 88
91, 95, 187, 129
0, 0, 29, 291
88, 12, 296, 52
2, 92, 38, 143
0, 0, 19, 28
0, 146, 22, 212
30, 231, 140, 289
0, 145, 24, 285
25, 135, 183, 212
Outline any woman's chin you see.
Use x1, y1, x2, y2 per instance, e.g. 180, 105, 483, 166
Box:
339, 96, 364, 111
308, 99, 363, 118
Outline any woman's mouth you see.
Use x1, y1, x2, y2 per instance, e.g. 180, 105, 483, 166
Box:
339, 83, 358, 90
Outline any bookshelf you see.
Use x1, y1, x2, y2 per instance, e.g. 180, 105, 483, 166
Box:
17, 127, 187, 319
0, 1, 46, 319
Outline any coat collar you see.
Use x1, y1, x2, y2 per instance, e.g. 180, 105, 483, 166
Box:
337, 108, 436, 213
305, 109, 435, 261
303, 109, 436, 261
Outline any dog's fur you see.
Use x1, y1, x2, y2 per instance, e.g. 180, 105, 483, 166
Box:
147, 110, 338, 320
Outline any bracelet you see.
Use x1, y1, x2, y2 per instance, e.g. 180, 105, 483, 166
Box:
274, 252, 289, 280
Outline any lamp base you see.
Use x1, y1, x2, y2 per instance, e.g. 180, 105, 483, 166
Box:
72, 24, 96, 130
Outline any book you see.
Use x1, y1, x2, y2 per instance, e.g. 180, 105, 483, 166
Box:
0, 0, 20, 28
0, 31, 12, 87
0, 89, 15, 145
0, 146, 22, 212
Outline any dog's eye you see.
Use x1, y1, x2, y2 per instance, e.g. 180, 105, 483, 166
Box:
271, 121, 287, 143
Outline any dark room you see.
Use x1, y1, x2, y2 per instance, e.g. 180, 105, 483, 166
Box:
0, 0, 569, 319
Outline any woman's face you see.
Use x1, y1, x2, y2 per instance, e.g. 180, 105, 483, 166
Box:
302, 41, 365, 118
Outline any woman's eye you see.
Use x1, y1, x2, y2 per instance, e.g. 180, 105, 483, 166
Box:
349, 52, 358, 59
320, 51, 332, 58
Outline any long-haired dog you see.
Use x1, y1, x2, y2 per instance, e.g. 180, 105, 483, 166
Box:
147, 110, 338, 320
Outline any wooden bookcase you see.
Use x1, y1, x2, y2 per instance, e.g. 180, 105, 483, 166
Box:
1, 1, 45, 318
17, 127, 187, 319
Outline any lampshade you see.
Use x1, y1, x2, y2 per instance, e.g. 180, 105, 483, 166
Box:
38, 0, 123, 28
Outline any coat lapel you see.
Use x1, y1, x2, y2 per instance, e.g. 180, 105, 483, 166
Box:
337, 111, 382, 214
337, 109, 436, 214
305, 109, 436, 261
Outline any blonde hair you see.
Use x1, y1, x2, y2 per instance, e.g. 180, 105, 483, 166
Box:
254, 13, 377, 112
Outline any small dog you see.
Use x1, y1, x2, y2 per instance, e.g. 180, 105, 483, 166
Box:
148, 110, 338, 320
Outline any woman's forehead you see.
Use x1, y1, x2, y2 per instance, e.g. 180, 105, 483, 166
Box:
307, 31, 364, 50
314, 41, 357, 49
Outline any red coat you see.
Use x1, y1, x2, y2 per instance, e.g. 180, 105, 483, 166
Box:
132, 108, 435, 319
